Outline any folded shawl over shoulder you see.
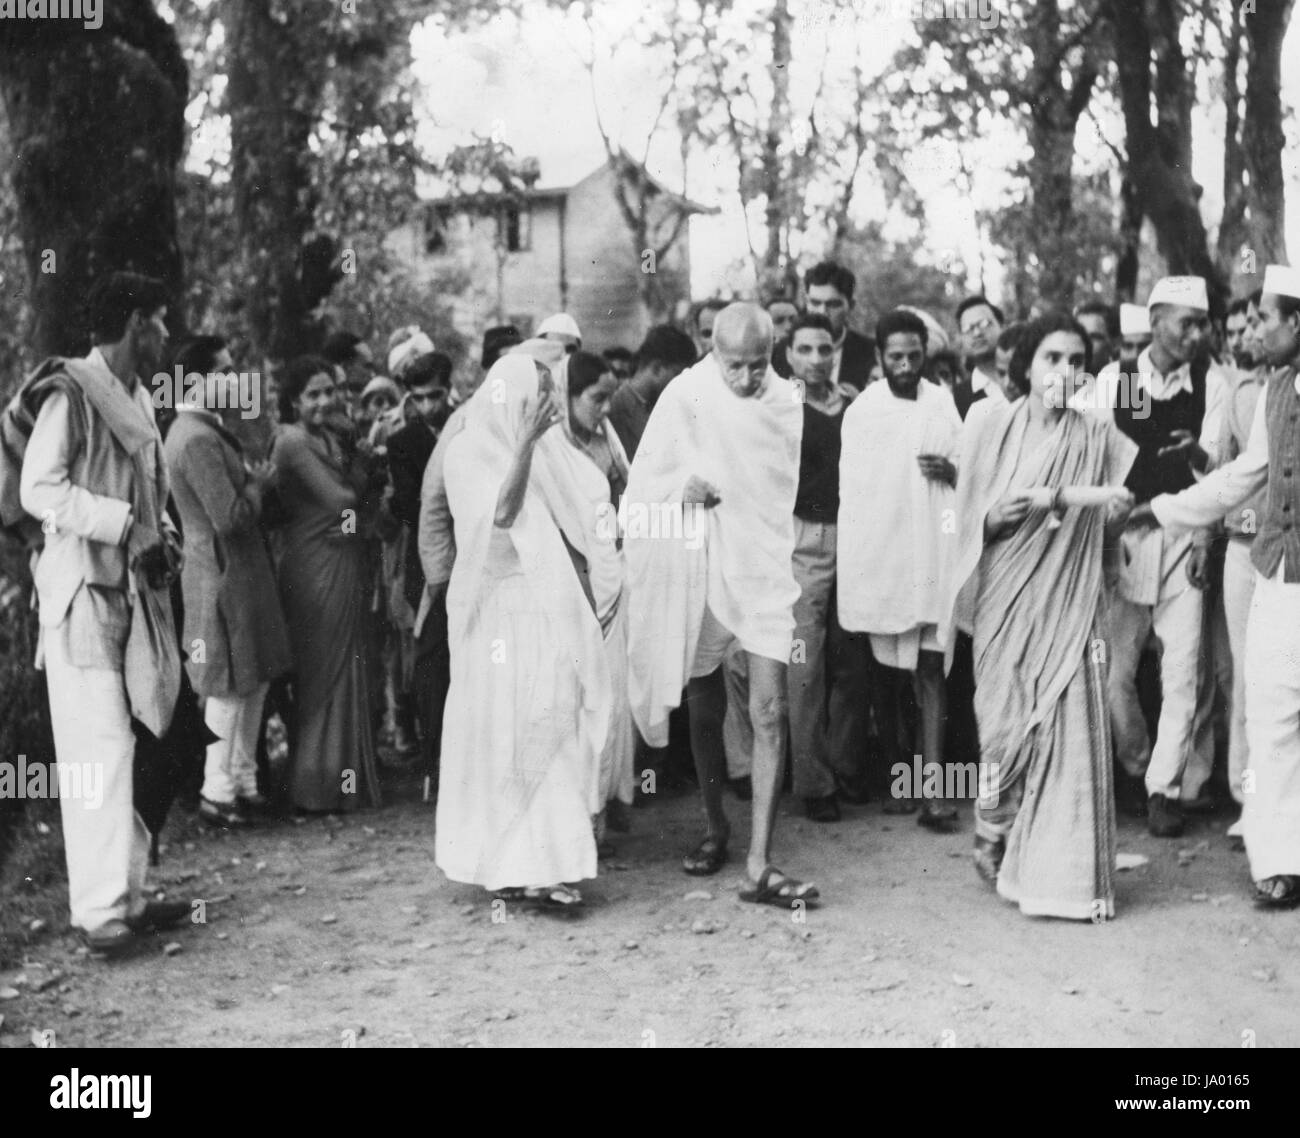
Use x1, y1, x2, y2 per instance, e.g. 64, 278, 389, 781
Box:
3, 355, 179, 737
443, 356, 612, 770
623, 353, 803, 746
943, 397, 1138, 721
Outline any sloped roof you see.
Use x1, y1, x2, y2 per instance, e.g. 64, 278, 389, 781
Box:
425, 150, 718, 215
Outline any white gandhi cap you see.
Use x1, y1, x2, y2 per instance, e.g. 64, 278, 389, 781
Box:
1262, 264, 1300, 301
1147, 275, 1208, 312
1120, 303, 1151, 336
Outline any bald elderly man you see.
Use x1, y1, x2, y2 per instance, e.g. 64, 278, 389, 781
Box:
625, 303, 819, 907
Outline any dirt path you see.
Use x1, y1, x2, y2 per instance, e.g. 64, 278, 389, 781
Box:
1, 772, 1297, 1048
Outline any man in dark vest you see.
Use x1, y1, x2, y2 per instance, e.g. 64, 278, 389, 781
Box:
1102, 275, 1229, 837
1133, 263, 1300, 906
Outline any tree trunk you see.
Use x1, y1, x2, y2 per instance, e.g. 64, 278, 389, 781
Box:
1106, 0, 1227, 312
1216, 0, 1248, 284
0, 3, 187, 358
760, 0, 791, 295
1241, 0, 1294, 269
1115, 167, 1143, 302
226, 0, 338, 362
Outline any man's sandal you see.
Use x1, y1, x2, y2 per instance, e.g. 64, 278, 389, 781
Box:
682, 835, 728, 876
740, 866, 819, 909
522, 884, 584, 911
918, 804, 959, 832
1253, 875, 1300, 909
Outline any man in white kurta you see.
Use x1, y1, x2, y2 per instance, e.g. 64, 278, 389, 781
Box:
1133, 264, 1300, 907
625, 304, 817, 905
838, 309, 962, 828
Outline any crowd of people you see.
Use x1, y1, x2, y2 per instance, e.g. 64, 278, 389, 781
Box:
5, 254, 1300, 957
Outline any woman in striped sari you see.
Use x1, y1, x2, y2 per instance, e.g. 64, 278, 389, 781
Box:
948, 314, 1136, 919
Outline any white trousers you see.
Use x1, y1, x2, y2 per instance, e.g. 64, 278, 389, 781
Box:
43, 633, 150, 933
1107, 584, 1204, 799
201, 682, 269, 805
1242, 562, 1300, 879
1223, 539, 1258, 804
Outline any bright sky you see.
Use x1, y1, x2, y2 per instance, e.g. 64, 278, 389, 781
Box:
409, 3, 1300, 305
178, 2, 1299, 307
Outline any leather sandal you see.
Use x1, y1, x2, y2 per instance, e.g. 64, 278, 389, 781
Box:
1253, 875, 1300, 909
682, 835, 728, 876
740, 866, 819, 908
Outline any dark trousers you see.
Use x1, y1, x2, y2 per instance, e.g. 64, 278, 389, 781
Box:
946, 632, 980, 766
827, 628, 916, 792
413, 585, 451, 778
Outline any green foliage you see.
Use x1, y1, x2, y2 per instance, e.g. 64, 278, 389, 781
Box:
0, 106, 32, 400
834, 219, 967, 332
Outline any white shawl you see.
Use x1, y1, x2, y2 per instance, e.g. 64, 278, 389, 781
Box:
837, 378, 962, 639
623, 353, 802, 746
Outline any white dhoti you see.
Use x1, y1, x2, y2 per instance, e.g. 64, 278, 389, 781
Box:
869, 624, 943, 672
837, 378, 961, 663
1242, 559, 1300, 879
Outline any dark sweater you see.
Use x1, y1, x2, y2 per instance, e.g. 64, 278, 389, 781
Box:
794, 402, 846, 522
1114, 357, 1208, 504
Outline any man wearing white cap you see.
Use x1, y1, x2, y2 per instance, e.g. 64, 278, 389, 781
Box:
1131, 264, 1300, 906
1090, 275, 1228, 836
537, 313, 582, 354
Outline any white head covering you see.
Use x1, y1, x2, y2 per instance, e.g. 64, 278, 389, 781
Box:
1120, 303, 1151, 336
387, 329, 435, 379
360, 375, 402, 404
509, 337, 568, 371
896, 306, 951, 354
538, 313, 582, 341
1147, 276, 1208, 312
1262, 264, 1300, 301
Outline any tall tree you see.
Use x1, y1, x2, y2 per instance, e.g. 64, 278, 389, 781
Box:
890, 0, 1106, 311
1104, 0, 1228, 309
1240, 0, 1294, 269
577, 0, 703, 324
216, 0, 508, 362
0, 2, 188, 358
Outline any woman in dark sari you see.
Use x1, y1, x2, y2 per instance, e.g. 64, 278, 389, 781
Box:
271, 357, 384, 812
947, 315, 1136, 919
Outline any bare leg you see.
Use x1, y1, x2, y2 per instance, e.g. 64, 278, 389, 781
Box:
685, 668, 731, 846
745, 653, 788, 880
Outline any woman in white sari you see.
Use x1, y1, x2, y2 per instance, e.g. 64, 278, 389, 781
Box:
435, 355, 611, 908
537, 351, 635, 845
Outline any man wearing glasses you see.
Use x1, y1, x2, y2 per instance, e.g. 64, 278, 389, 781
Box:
953, 295, 1006, 421
625, 303, 820, 909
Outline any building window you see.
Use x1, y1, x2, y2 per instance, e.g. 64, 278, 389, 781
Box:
500, 202, 531, 252
424, 205, 450, 255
